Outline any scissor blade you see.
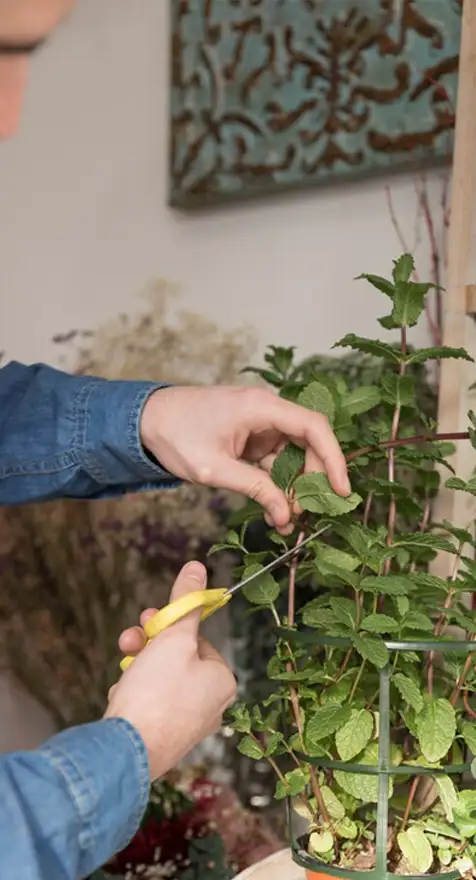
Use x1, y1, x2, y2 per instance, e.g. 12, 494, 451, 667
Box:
225, 523, 331, 598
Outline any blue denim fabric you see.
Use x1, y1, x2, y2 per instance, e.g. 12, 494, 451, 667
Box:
0, 361, 180, 504
0, 361, 183, 878
0, 719, 150, 880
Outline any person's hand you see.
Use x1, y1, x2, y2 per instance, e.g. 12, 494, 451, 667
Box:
141, 385, 350, 532
105, 561, 236, 780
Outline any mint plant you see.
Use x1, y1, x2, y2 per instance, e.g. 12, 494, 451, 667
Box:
212, 256, 476, 876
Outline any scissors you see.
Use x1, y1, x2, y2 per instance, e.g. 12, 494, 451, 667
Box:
120, 524, 330, 671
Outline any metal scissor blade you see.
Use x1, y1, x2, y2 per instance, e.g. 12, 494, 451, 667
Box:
225, 523, 331, 598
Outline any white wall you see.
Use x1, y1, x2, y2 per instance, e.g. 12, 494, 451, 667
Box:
0, 0, 445, 750
0, 0, 442, 371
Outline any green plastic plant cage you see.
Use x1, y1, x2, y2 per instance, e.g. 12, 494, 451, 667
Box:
281, 629, 476, 880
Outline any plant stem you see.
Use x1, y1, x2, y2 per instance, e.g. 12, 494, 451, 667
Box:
349, 660, 367, 702
286, 529, 331, 827
463, 690, 476, 720
401, 777, 420, 830
427, 541, 465, 690
450, 646, 475, 706
346, 431, 469, 463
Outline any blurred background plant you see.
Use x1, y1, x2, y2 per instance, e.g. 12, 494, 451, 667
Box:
0, 280, 255, 730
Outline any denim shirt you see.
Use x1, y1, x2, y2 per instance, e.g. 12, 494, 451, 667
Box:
0, 361, 181, 879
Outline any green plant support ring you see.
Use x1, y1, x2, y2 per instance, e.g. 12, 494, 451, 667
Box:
279, 628, 476, 880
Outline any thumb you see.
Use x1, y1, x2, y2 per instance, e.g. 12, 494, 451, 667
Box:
165, 560, 208, 638
215, 459, 290, 528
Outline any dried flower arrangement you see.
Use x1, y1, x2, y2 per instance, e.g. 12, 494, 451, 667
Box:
211, 255, 476, 879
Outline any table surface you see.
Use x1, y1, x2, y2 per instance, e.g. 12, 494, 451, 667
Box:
235, 849, 305, 880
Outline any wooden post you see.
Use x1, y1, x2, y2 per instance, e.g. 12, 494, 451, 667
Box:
431, 0, 476, 579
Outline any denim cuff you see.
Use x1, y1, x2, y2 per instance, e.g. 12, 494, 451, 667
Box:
75, 378, 181, 488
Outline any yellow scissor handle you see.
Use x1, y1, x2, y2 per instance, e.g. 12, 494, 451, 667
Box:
119, 588, 230, 672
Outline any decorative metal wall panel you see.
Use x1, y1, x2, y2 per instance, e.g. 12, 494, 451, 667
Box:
169, 1, 461, 208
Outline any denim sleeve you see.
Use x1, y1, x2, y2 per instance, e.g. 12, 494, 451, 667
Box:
0, 361, 180, 505
0, 718, 149, 880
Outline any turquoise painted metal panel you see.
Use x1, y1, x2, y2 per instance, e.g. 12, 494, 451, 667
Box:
169, 0, 461, 208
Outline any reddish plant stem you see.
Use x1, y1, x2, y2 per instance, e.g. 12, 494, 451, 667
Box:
346, 431, 469, 463
463, 691, 476, 721
286, 530, 331, 826
450, 648, 475, 706
409, 499, 432, 573
383, 328, 406, 582
401, 777, 420, 830
427, 542, 464, 691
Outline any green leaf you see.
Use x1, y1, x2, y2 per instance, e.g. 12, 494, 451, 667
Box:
394, 595, 410, 617
306, 704, 352, 746
461, 721, 476, 755
408, 572, 451, 594
406, 346, 473, 365
242, 563, 280, 606
298, 381, 335, 425
238, 735, 264, 760
416, 699, 456, 763
334, 743, 396, 803
360, 574, 414, 596
394, 533, 457, 554
294, 472, 362, 516
397, 827, 433, 873
380, 373, 415, 408
361, 613, 400, 634
392, 674, 424, 714
321, 785, 346, 820
393, 253, 415, 284
353, 634, 389, 669
265, 732, 284, 756
342, 386, 381, 417
391, 281, 432, 328
335, 709, 374, 761
434, 775, 458, 822
271, 443, 305, 491
241, 366, 283, 387
275, 768, 308, 800
402, 611, 434, 632
453, 790, 476, 837
330, 597, 357, 630
302, 603, 338, 630
336, 817, 358, 840
314, 543, 360, 575
309, 830, 334, 855
229, 704, 252, 733
334, 334, 402, 362
356, 272, 395, 298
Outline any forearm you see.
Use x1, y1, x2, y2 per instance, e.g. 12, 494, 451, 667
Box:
0, 361, 179, 505
0, 718, 149, 880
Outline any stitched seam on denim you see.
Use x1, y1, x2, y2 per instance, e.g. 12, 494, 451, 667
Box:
42, 745, 96, 855
0, 453, 79, 479
74, 380, 110, 483
106, 718, 150, 841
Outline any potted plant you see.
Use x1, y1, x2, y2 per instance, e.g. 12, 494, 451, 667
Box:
213, 255, 476, 879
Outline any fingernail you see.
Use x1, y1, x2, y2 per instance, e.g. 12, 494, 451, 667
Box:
184, 561, 206, 583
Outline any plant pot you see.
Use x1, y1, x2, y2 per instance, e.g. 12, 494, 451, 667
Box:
305, 872, 342, 880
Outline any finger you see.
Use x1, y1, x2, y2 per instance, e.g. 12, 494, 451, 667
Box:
213, 458, 291, 529
166, 560, 207, 638
198, 636, 228, 664
267, 398, 350, 496
118, 625, 147, 655
140, 608, 158, 628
